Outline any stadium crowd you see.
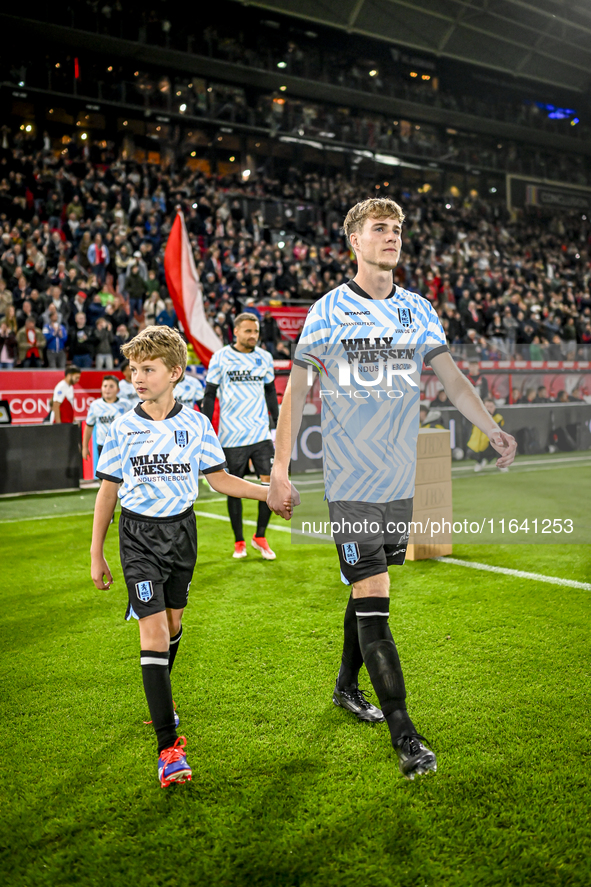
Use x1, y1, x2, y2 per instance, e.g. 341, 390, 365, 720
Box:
0, 144, 590, 370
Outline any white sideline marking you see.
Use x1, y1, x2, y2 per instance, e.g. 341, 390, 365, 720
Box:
435, 556, 591, 591
0, 511, 95, 524
452, 455, 591, 472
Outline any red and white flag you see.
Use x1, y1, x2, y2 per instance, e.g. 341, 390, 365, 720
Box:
164, 211, 222, 367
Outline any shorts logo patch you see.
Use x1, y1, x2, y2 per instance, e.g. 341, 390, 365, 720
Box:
342, 542, 360, 566
136, 580, 154, 602
175, 430, 189, 447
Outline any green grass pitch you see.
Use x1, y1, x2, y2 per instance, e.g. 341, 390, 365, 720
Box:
1, 454, 590, 887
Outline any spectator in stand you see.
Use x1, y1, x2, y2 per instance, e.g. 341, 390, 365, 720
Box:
93, 317, 115, 370
52, 365, 81, 424
534, 385, 550, 403
273, 339, 292, 359
113, 323, 131, 364
510, 387, 522, 404
87, 234, 110, 286
115, 243, 134, 293
260, 310, 280, 355
124, 262, 148, 321
43, 306, 68, 369
465, 359, 489, 400
143, 290, 166, 326
434, 388, 453, 407
17, 317, 45, 367
156, 298, 177, 328
524, 388, 537, 404
68, 312, 94, 368
0, 320, 18, 368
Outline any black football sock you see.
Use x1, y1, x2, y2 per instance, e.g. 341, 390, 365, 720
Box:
140, 649, 178, 754
255, 500, 272, 537
168, 627, 183, 674
227, 496, 244, 542
337, 593, 364, 688
355, 596, 415, 745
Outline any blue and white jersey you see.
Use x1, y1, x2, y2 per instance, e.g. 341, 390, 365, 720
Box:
96, 402, 226, 517
206, 345, 274, 448
175, 373, 205, 408
118, 378, 140, 412
294, 280, 448, 503
85, 397, 127, 447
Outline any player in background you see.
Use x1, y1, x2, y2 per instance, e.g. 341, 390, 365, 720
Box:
90, 326, 293, 788
51, 365, 81, 424
82, 375, 126, 463
175, 371, 205, 410
467, 397, 507, 472
118, 360, 140, 411
202, 313, 279, 560
268, 198, 517, 780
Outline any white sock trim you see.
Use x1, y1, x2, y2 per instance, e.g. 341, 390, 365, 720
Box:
140, 656, 169, 666
355, 611, 389, 617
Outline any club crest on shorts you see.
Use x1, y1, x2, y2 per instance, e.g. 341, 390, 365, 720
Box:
398, 306, 413, 327
136, 580, 154, 602
342, 542, 360, 565
175, 430, 189, 447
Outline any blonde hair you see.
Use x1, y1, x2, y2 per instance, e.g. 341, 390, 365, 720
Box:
343, 198, 405, 246
121, 325, 187, 384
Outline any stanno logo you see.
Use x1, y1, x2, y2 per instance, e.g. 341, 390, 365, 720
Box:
345, 311, 370, 316
175, 430, 189, 447
127, 429, 150, 436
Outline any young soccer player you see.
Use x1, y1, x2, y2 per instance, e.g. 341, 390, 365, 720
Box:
203, 314, 279, 560
90, 326, 293, 788
82, 375, 126, 462
118, 359, 140, 411
268, 198, 517, 780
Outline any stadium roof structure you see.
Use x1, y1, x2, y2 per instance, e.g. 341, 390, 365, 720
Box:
231, 0, 591, 94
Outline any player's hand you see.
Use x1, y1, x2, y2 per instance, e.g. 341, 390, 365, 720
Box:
290, 482, 300, 508
82, 447, 89, 461
267, 473, 293, 520
489, 429, 517, 468
91, 555, 114, 590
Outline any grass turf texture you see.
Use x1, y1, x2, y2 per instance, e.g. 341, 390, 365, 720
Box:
1, 472, 590, 887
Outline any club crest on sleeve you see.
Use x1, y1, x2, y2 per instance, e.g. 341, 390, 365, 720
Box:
398, 307, 413, 327
342, 542, 360, 565
136, 580, 154, 602
175, 430, 189, 447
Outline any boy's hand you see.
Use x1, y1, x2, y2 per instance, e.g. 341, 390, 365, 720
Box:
82, 446, 90, 461
91, 555, 114, 590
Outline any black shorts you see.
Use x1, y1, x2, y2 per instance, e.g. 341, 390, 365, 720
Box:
119, 506, 197, 619
328, 498, 414, 586
223, 438, 274, 480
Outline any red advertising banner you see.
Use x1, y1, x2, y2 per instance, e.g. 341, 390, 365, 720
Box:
0, 370, 113, 426
265, 306, 308, 341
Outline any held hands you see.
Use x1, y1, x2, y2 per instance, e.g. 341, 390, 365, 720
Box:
267, 475, 300, 521
91, 554, 114, 590
488, 429, 517, 469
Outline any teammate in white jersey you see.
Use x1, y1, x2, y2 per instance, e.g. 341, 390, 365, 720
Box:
90, 326, 293, 789
268, 198, 517, 781
174, 371, 205, 410
118, 360, 140, 411
82, 375, 126, 463
203, 313, 279, 560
